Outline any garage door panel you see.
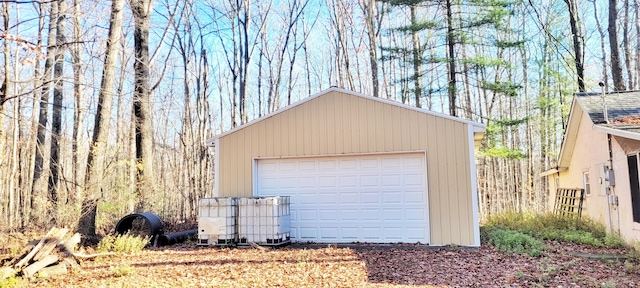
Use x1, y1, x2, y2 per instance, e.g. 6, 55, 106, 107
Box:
339, 159, 357, 169
381, 157, 401, 168
319, 210, 338, 220
299, 210, 317, 220
381, 175, 402, 187
299, 161, 316, 170
318, 160, 336, 169
340, 193, 358, 203
383, 209, 403, 221
405, 173, 425, 186
360, 158, 378, 169
298, 228, 317, 239
320, 228, 338, 239
361, 192, 380, 204
339, 176, 357, 187
360, 175, 379, 186
404, 156, 424, 168
405, 191, 425, 202
299, 177, 316, 188
382, 192, 402, 203
256, 153, 429, 243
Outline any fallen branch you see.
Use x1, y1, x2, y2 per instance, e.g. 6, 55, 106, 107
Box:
1, 227, 114, 281
249, 242, 269, 251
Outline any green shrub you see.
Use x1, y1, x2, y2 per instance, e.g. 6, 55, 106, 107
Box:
562, 230, 602, 247
485, 228, 545, 256
0, 275, 20, 288
604, 234, 626, 248
483, 212, 622, 248
110, 263, 134, 277
97, 233, 149, 254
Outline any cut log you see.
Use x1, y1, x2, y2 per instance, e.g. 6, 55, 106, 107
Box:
14, 228, 57, 268
37, 262, 67, 278
23, 254, 58, 278
0, 267, 17, 280
60, 233, 81, 255
61, 257, 80, 272
33, 228, 68, 261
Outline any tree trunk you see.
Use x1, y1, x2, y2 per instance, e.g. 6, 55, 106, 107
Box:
636, 0, 640, 89
623, 0, 633, 89
131, 0, 155, 211
564, 0, 585, 92
591, 0, 609, 92
446, 0, 456, 116
32, 0, 57, 225
609, 0, 626, 91
71, 0, 84, 206
410, 5, 422, 108
48, 0, 66, 217
79, 0, 124, 237
362, 0, 380, 97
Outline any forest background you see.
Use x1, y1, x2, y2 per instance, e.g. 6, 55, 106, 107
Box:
0, 0, 633, 236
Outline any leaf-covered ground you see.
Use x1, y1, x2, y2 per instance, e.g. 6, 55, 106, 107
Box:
7, 241, 639, 288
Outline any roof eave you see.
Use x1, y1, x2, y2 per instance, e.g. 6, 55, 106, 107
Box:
206, 87, 486, 146
593, 125, 640, 140
557, 98, 583, 168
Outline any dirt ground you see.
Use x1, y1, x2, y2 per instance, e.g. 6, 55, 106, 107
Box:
3, 240, 640, 288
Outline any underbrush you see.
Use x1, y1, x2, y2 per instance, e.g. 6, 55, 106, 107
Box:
484, 228, 544, 257
97, 233, 149, 254
0, 276, 20, 288
482, 212, 625, 248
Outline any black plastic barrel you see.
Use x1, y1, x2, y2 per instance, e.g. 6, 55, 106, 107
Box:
115, 212, 165, 244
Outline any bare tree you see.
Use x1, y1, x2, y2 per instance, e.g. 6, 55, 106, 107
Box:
31, 0, 58, 225
623, 0, 633, 89
564, 0, 585, 92
71, 0, 84, 204
359, 0, 383, 98
131, 0, 155, 211
609, 0, 626, 91
48, 0, 66, 215
79, 0, 124, 237
590, 0, 609, 92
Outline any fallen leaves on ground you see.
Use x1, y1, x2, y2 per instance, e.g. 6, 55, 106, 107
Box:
5, 241, 640, 287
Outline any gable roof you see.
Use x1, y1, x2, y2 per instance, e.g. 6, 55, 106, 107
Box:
555, 90, 640, 171
576, 91, 640, 140
206, 87, 485, 146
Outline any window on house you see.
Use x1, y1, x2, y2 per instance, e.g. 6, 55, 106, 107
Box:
626, 154, 640, 223
583, 172, 590, 195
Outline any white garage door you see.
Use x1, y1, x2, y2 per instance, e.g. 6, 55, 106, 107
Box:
255, 153, 429, 243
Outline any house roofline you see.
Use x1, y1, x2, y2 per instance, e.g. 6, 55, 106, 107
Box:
206, 87, 486, 146
593, 125, 640, 141
557, 98, 583, 168
540, 167, 568, 177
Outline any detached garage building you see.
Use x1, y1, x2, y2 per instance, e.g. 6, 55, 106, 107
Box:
209, 88, 485, 246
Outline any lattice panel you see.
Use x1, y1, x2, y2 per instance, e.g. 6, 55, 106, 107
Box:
553, 188, 584, 218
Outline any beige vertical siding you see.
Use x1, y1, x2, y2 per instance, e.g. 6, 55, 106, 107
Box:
217, 90, 476, 245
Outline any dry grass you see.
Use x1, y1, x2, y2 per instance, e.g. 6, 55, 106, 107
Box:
0, 242, 634, 288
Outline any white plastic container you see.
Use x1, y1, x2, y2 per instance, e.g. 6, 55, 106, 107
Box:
238, 196, 291, 246
197, 197, 238, 246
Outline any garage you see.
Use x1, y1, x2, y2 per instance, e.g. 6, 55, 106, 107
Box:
255, 153, 429, 243
209, 87, 485, 246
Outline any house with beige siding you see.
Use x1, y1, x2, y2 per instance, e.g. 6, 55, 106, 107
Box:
208, 87, 486, 246
545, 91, 640, 244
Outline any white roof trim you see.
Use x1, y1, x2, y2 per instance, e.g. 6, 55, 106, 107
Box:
557, 98, 582, 168
540, 167, 567, 177
593, 125, 640, 141
206, 87, 486, 146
